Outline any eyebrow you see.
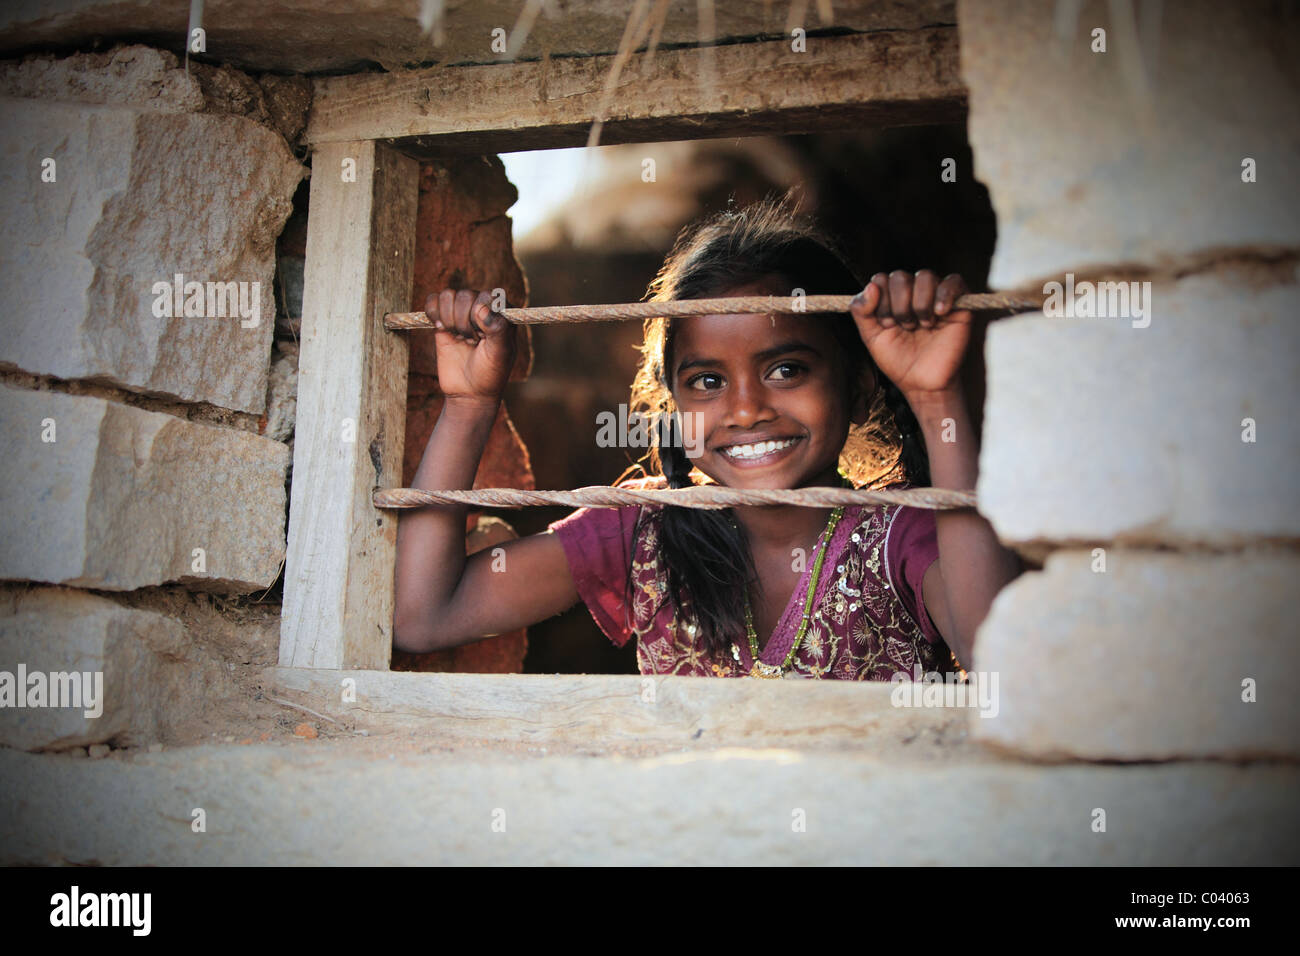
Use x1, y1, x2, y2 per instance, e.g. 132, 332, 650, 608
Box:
675, 340, 822, 376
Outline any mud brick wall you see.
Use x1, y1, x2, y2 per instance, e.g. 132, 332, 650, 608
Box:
391, 156, 537, 674
957, 0, 1300, 760
0, 46, 308, 750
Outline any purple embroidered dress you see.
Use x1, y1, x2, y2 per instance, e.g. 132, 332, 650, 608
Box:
547, 478, 958, 679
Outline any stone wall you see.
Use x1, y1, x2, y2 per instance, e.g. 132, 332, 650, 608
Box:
0, 45, 307, 751
958, 0, 1300, 761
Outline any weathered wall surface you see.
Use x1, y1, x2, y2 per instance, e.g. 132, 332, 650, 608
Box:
5, 735, 1297, 865
979, 274, 1299, 547
0, 48, 307, 413
960, 1, 1300, 290
391, 156, 535, 675
960, 0, 1300, 761
0, 385, 289, 591
0, 45, 307, 750
0, 0, 957, 74
0, 588, 240, 751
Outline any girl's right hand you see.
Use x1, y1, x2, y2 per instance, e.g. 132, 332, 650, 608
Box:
425, 288, 517, 407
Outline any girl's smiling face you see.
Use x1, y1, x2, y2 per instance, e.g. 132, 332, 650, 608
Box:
668, 279, 871, 489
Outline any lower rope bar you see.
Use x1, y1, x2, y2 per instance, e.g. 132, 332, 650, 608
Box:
373, 485, 977, 510
384, 292, 1044, 329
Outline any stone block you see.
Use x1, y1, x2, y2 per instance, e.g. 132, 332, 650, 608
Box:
978, 275, 1300, 547
0, 385, 289, 591
263, 348, 297, 443
0, 45, 204, 111
1, 736, 1296, 864
0, 98, 304, 413
0, 45, 311, 144
958, 0, 1300, 287
0, 587, 236, 751
970, 549, 1300, 760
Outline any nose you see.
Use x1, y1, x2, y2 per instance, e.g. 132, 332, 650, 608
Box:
722, 372, 776, 430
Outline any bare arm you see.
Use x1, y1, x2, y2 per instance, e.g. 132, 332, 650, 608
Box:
392, 289, 579, 653
850, 270, 1022, 669
911, 387, 1020, 668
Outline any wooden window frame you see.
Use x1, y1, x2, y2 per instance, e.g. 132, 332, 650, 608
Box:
277, 29, 965, 683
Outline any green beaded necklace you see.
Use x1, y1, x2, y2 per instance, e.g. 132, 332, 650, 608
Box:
729, 474, 852, 679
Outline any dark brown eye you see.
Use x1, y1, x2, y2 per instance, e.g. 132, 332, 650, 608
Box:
769, 362, 805, 381
688, 373, 724, 391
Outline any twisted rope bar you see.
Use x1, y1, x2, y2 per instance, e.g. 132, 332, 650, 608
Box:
373, 485, 977, 511
378, 294, 1001, 511
384, 292, 1044, 329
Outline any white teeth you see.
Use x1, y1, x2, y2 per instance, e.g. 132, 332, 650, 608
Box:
722, 438, 796, 460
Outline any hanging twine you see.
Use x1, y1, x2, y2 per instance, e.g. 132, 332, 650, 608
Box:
374, 485, 976, 511
384, 292, 1044, 329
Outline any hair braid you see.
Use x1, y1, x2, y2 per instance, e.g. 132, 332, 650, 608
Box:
879, 378, 930, 486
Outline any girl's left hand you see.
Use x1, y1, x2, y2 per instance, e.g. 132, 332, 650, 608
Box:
848, 270, 972, 399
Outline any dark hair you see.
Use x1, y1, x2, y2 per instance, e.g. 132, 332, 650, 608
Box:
616, 192, 929, 659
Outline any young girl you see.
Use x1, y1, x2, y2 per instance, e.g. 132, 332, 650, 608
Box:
393, 198, 1021, 680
